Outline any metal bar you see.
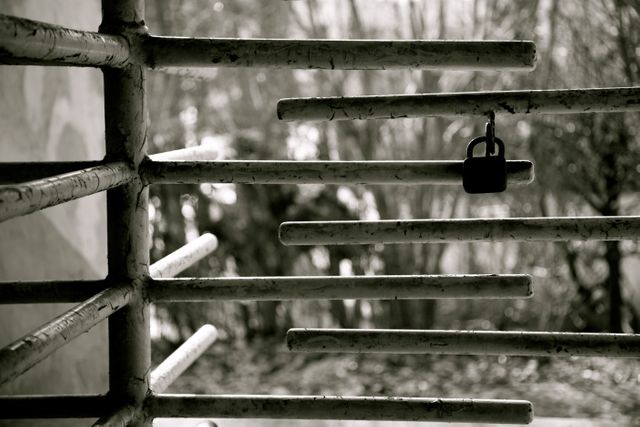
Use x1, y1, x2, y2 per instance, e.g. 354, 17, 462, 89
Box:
0, 394, 113, 419
0, 161, 103, 184
147, 394, 534, 424
93, 405, 139, 427
286, 328, 640, 358
0, 284, 133, 386
148, 274, 533, 302
143, 160, 533, 185
149, 146, 221, 161
0, 162, 134, 223
279, 215, 640, 246
101, 1, 150, 426
276, 86, 640, 121
0, 280, 107, 304
0, 14, 129, 67
150, 234, 218, 278
144, 37, 536, 70
150, 325, 218, 393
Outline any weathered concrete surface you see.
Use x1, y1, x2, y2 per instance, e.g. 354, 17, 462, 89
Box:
0, 1, 107, 426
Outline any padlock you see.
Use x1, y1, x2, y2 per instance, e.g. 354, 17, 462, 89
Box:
463, 136, 507, 194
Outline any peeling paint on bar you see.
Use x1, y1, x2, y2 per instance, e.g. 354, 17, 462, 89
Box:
279, 216, 640, 245
148, 394, 534, 424
0, 162, 134, 223
93, 404, 139, 427
276, 86, 640, 121
0, 395, 114, 419
143, 160, 533, 185
150, 234, 218, 278
286, 328, 640, 358
148, 274, 533, 302
0, 14, 129, 67
0, 284, 134, 386
150, 325, 218, 393
0, 280, 107, 304
101, 1, 151, 425
0, 161, 103, 185
144, 37, 536, 70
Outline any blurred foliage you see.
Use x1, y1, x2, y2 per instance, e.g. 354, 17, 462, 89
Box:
144, 0, 640, 344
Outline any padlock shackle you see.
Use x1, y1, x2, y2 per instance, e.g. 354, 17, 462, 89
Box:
485, 111, 496, 155
466, 136, 505, 158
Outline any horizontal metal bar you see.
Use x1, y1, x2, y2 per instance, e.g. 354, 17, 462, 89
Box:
92, 405, 139, 427
0, 284, 133, 386
149, 146, 221, 161
150, 233, 218, 278
144, 37, 536, 70
0, 14, 129, 67
287, 328, 640, 358
277, 86, 640, 121
279, 215, 640, 245
0, 230, 216, 303
0, 162, 134, 223
0, 280, 107, 304
148, 394, 534, 424
143, 160, 533, 185
0, 161, 103, 185
150, 324, 218, 393
148, 274, 533, 302
0, 394, 113, 419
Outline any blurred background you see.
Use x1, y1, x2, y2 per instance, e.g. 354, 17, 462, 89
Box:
144, 0, 640, 424
1, 0, 640, 426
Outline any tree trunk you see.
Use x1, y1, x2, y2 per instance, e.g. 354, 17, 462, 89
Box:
605, 240, 623, 332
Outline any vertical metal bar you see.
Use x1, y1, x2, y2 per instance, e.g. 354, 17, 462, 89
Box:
101, 0, 149, 425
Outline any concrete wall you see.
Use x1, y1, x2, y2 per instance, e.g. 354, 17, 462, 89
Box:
0, 1, 108, 425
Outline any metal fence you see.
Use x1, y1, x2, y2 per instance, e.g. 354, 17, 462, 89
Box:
0, 1, 639, 425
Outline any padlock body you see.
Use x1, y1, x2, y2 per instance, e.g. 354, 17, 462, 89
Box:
463, 156, 507, 194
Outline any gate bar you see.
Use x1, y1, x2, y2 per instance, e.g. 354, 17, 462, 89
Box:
148, 274, 533, 302
144, 37, 536, 70
0, 280, 107, 304
0, 233, 217, 304
0, 162, 134, 223
277, 86, 640, 121
101, 0, 151, 424
150, 234, 218, 278
148, 394, 534, 424
150, 325, 218, 393
279, 215, 640, 245
93, 405, 139, 427
143, 160, 533, 185
0, 394, 113, 419
0, 14, 129, 67
149, 145, 221, 161
287, 328, 640, 358
0, 161, 103, 184
0, 284, 133, 386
